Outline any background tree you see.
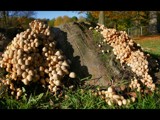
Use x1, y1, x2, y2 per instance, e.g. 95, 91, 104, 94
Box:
54, 16, 73, 26
71, 16, 78, 22
48, 18, 55, 27
0, 11, 36, 29
0, 11, 36, 39
149, 11, 158, 34
78, 16, 86, 22
98, 11, 105, 25
86, 12, 98, 24
82, 11, 154, 31
63, 16, 72, 23
54, 16, 63, 26
0, 11, 9, 28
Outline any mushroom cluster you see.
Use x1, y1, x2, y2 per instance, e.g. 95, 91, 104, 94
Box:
95, 24, 155, 92
93, 87, 135, 106
0, 20, 76, 99
89, 24, 156, 106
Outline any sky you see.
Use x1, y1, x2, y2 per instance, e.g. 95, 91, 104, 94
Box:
35, 11, 86, 20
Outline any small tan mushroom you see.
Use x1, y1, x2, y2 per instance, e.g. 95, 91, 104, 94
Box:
54, 80, 61, 86
69, 72, 76, 78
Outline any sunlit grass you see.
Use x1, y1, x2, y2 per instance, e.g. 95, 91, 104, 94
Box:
1, 84, 160, 109
135, 38, 160, 57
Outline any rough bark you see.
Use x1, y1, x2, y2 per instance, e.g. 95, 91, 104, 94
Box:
98, 11, 105, 25
149, 11, 158, 34
53, 22, 111, 86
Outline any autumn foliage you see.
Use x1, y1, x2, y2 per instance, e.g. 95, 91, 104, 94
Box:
54, 16, 78, 26
83, 11, 150, 30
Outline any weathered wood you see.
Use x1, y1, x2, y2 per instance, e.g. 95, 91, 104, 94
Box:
149, 11, 158, 35
52, 22, 142, 87
53, 22, 111, 86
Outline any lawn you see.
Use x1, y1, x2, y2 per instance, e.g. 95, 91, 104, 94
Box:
134, 35, 160, 57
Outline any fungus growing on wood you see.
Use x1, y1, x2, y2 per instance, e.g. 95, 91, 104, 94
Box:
89, 23, 157, 107
0, 20, 76, 99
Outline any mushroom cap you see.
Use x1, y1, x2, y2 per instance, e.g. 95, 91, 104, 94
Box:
69, 72, 76, 78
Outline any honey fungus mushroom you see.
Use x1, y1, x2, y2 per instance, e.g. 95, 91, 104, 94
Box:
0, 20, 76, 98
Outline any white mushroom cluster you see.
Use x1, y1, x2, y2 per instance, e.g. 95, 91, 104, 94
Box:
88, 24, 157, 107
0, 20, 76, 99
95, 24, 155, 92
129, 77, 141, 92
93, 87, 135, 106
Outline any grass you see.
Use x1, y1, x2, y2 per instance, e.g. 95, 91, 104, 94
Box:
134, 91, 160, 109
0, 88, 64, 109
60, 87, 108, 109
135, 38, 160, 57
1, 84, 160, 109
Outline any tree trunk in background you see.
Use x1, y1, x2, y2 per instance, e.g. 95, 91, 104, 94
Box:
0, 11, 8, 28
98, 11, 105, 25
149, 11, 158, 34
2, 11, 6, 28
